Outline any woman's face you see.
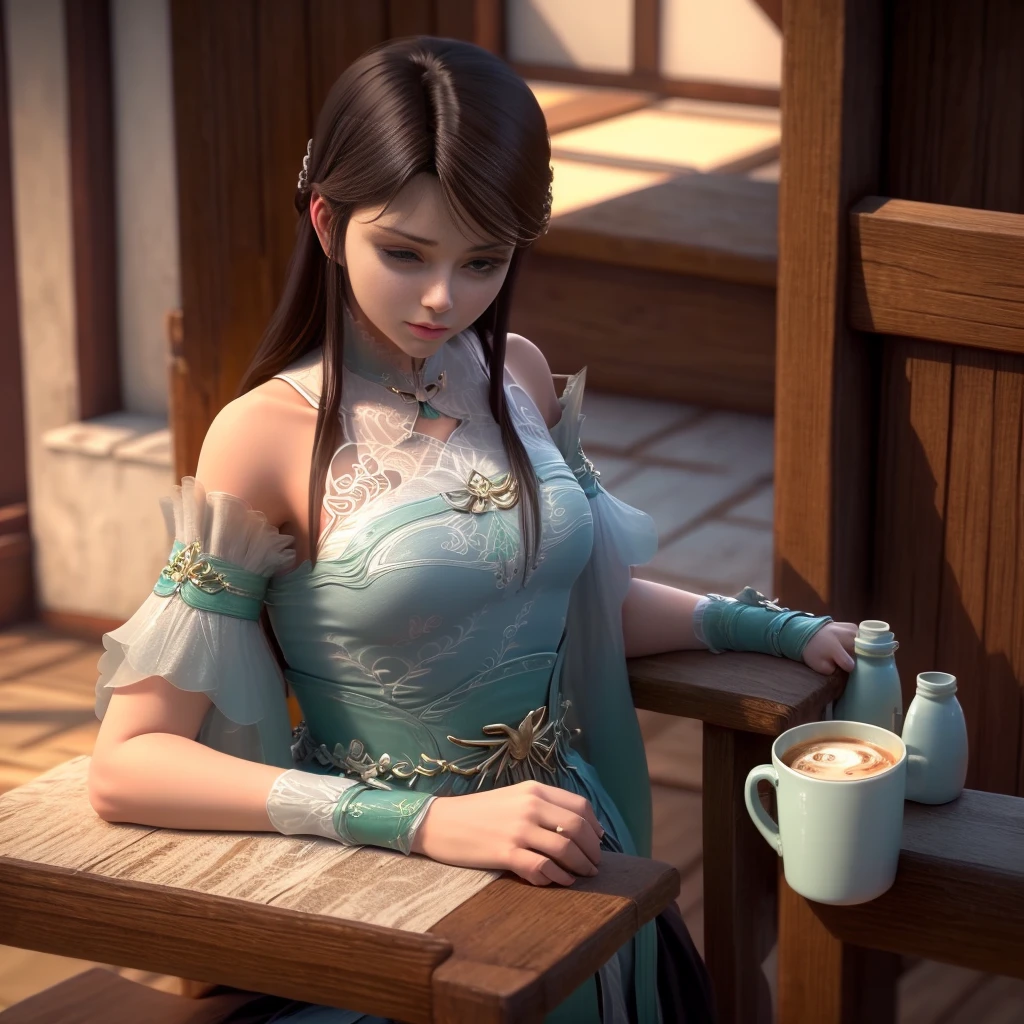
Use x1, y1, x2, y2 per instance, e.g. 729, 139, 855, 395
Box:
311, 173, 514, 368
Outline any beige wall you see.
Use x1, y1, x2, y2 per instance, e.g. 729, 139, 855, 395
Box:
506, 0, 781, 87
5, 0, 172, 621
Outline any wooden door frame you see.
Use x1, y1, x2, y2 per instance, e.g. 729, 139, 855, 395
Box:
0, 2, 32, 626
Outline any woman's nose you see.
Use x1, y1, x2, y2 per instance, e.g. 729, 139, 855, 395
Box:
422, 276, 453, 314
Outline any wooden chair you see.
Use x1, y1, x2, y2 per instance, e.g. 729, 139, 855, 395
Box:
0, 652, 838, 1024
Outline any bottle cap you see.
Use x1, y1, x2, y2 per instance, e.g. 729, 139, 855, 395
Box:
858, 620, 893, 642
917, 671, 957, 696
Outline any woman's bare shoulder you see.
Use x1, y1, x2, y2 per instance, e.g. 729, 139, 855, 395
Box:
195, 380, 317, 526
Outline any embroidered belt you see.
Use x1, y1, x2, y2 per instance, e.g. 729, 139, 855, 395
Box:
291, 699, 578, 791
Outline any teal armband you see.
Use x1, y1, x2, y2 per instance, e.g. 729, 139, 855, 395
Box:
153, 539, 269, 621
701, 587, 832, 662
332, 785, 436, 855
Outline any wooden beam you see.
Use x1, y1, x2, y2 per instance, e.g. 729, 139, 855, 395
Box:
629, 650, 842, 735
752, 0, 784, 31
64, 0, 121, 420
849, 197, 1024, 354
512, 63, 780, 108
540, 175, 778, 288
0, 10, 27, 512
773, 0, 885, 620
633, 0, 660, 76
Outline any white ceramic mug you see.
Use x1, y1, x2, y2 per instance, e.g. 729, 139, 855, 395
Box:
744, 720, 907, 905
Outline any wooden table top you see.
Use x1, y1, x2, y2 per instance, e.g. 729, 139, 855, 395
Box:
0, 758, 679, 1023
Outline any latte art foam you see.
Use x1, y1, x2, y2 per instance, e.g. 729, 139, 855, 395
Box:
782, 738, 897, 781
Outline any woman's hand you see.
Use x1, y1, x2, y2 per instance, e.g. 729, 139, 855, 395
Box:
410, 780, 604, 886
803, 621, 857, 674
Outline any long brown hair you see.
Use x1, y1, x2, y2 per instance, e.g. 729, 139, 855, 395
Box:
238, 37, 551, 578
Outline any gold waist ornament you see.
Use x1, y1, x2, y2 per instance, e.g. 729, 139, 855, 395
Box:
291, 700, 576, 791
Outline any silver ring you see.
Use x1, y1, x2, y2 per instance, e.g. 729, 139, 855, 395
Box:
555, 825, 565, 834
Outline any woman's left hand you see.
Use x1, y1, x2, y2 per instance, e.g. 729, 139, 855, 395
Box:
802, 621, 857, 675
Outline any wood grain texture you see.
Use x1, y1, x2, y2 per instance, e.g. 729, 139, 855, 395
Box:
510, 63, 780, 108
849, 198, 1024, 354
308, 0, 388, 116
872, 339, 952, 731
512, 252, 776, 416
778, 874, 900, 1024
255, 0, 310, 311
702, 726, 776, 1024
979, 356, 1024, 793
0, 9, 26, 512
429, 854, 678, 1022
782, 790, 1024, 982
540, 175, 778, 288
64, 0, 121, 420
936, 349, 996, 791
628, 650, 843, 735
886, 0, 1024, 214
0, 857, 449, 1023
773, 0, 885, 621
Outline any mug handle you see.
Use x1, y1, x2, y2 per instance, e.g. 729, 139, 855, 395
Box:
744, 765, 782, 855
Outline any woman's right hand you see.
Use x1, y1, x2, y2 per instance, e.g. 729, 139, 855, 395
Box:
410, 780, 605, 886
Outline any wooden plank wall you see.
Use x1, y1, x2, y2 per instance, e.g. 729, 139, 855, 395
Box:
872, 0, 1024, 794
168, 0, 501, 479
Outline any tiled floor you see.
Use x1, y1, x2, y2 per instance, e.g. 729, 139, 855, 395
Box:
2, 391, 1022, 1021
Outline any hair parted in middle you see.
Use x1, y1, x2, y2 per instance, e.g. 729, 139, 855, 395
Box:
239, 35, 554, 579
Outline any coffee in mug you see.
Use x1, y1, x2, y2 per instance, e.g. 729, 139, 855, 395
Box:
782, 737, 898, 781
744, 720, 906, 905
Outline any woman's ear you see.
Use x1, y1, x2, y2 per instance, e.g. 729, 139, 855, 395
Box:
310, 194, 342, 265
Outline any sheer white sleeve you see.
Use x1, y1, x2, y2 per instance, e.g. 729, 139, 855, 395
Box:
95, 476, 297, 767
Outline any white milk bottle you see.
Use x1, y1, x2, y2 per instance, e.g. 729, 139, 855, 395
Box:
902, 671, 968, 804
833, 620, 903, 734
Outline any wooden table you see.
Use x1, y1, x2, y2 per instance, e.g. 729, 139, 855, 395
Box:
0, 759, 678, 1024
777, 788, 1024, 1023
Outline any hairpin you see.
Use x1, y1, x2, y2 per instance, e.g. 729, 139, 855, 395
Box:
297, 138, 313, 192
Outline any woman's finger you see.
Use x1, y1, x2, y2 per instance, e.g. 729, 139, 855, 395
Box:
534, 806, 601, 868
527, 824, 599, 878
527, 783, 604, 839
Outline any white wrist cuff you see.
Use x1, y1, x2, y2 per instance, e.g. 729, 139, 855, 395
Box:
266, 768, 360, 843
692, 596, 711, 648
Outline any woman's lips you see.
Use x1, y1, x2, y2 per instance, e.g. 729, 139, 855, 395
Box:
405, 322, 449, 340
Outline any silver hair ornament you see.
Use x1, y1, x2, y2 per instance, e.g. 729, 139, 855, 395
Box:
297, 138, 313, 192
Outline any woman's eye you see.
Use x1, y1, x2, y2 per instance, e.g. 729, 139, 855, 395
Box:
382, 248, 421, 263
465, 258, 502, 274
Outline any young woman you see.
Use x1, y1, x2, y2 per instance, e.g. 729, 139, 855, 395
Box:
89, 37, 856, 1024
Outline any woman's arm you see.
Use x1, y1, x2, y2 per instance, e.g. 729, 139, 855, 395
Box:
88, 389, 297, 828
89, 674, 286, 830
621, 577, 706, 659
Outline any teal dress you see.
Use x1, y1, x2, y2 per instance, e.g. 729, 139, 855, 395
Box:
96, 318, 713, 1023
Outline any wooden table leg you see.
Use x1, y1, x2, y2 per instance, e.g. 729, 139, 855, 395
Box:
702, 725, 776, 1024
777, 874, 900, 1024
